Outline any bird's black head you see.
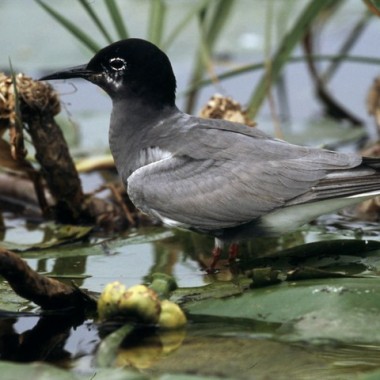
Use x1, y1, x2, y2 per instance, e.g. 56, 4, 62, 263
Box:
40, 38, 177, 109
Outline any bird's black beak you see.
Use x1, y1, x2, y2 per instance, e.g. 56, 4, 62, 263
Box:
39, 64, 97, 81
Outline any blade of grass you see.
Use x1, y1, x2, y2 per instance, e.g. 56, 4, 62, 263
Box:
185, 8, 212, 113
246, 0, 337, 119
185, 0, 236, 113
204, 0, 236, 46
104, 0, 129, 40
274, 0, 297, 125
364, 0, 380, 16
322, 10, 373, 82
8, 59, 22, 132
162, 0, 211, 50
197, 9, 221, 90
78, 0, 114, 44
36, 0, 101, 52
148, 0, 166, 46
181, 54, 380, 96
264, 0, 283, 138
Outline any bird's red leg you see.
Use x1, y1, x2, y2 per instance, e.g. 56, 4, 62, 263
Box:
208, 246, 223, 271
228, 243, 239, 263
206, 243, 239, 273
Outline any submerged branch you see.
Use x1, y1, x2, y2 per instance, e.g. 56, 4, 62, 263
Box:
0, 247, 96, 310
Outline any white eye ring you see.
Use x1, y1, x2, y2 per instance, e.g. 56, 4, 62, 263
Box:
109, 57, 126, 71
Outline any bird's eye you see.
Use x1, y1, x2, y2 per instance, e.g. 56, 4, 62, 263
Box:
109, 57, 126, 71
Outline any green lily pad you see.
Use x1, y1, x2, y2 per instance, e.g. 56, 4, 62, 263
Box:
1, 223, 93, 251
0, 282, 30, 312
240, 239, 380, 282
184, 277, 380, 345
0, 361, 149, 380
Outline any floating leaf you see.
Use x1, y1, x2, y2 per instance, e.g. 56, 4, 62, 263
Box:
1, 224, 93, 251
185, 277, 380, 345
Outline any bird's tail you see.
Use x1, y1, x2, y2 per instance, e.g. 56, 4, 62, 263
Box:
289, 156, 380, 205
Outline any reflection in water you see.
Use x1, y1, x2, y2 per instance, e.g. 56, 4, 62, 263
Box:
97, 323, 186, 370
148, 228, 307, 280
1, 220, 378, 301
5, 217, 378, 292
49, 256, 88, 288
2, 311, 380, 379
144, 332, 380, 379
0, 313, 89, 366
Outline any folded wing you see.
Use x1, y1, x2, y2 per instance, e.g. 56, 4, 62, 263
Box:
127, 117, 367, 231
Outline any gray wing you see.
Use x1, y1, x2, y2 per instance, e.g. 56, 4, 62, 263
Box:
127, 116, 362, 231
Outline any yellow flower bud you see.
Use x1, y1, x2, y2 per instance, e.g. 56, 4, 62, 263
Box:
119, 284, 161, 324
158, 300, 187, 329
97, 281, 127, 320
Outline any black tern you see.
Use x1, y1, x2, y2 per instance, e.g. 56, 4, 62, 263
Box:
40, 38, 380, 270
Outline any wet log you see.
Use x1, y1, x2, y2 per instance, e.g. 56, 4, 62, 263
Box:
0, 247, 95, 310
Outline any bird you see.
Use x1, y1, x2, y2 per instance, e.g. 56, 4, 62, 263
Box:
40, 38, 380, 271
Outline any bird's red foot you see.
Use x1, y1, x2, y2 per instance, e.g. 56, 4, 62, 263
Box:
228, 243, 239, 263
205, 246, 222, 274
205, 244, 239, 273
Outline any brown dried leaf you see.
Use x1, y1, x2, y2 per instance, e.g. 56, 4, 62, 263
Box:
200, 94, 256, 127
367, 76, 380, 130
